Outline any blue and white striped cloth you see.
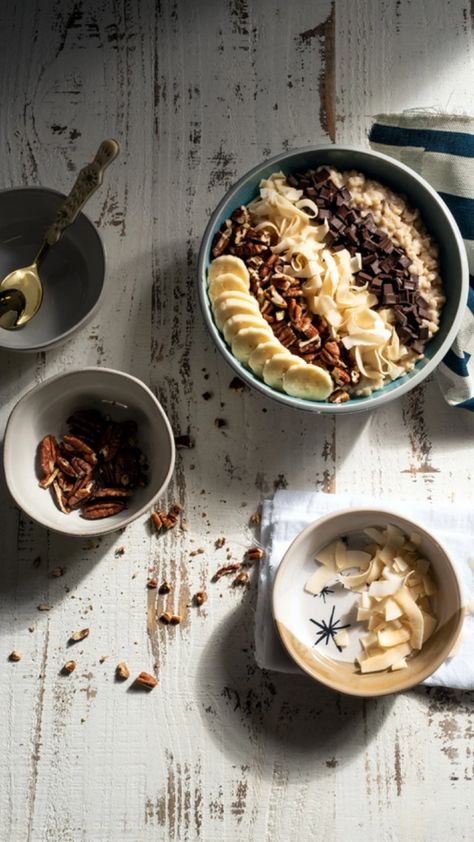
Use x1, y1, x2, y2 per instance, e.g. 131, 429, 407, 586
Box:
369, 112, 474, 410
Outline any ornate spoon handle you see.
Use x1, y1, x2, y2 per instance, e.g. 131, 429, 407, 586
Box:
44, 139, 120, 247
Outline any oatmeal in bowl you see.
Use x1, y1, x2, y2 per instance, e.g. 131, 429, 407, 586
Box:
199, 147, 467, 412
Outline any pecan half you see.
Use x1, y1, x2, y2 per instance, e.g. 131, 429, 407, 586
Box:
91, 487, 132, 499
68, 478, 96, 509
99, 423, 122, 462
56, 455, 77, 478
52, 480, 70, 514
319, 340, 341, 368
62, 435, 98, 465
212, 563, 241, 582
70, 456, 93, 478
332, 366, 351, 387
81, 501, 126, 519
134, 671, 158, 690
38, 435, 59, 487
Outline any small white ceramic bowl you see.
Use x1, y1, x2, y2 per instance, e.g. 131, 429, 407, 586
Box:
3, 368, 175, 537
273, 508, 464, 696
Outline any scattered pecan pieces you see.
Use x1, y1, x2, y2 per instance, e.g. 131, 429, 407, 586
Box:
249, 511, 261, 526
212, 563, 241, 582
158, 581, 171, 594
194, 590, 207, 606
51, 566, 65, 578
37, 603, 52, 611
115, 661, 130, 680
159, 611, 172, 624
151, 504, 181, 533
69, 628, 90, 643
233, 571, 249, 586
147, 578, 158, 589
169, 614, 182, 625
245, 547, 265, 563
214, 418, 227, 429
134, 672, 158, 690
215, 537, 226, 549
8, 650, 22, 662
62, 660, 76, 675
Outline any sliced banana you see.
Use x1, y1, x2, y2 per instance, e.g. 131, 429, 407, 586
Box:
232, 326, 274, 363
263, 353, 303, 391
283, 362, 333, 401
248, 340, 284, 377
212, 289, 258, 311
213, 296, 260, 331
208, 256, 249, 285
223, 313, 268, 344
208, 273, 249, 301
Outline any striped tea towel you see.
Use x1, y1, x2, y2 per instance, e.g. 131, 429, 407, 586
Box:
369, 111, 474, 410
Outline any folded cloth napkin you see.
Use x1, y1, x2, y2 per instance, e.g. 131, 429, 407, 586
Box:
255, 490, 474, 690
369, 110, 474, 410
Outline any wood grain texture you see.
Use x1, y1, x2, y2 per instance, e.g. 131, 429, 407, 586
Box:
0, 1, 473, 840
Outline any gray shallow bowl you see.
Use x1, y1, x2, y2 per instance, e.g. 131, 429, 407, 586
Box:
198, 145, 469, 413
0, 187, 105, 352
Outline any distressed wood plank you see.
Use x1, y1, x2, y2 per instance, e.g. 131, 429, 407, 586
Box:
0, 1, 473, 841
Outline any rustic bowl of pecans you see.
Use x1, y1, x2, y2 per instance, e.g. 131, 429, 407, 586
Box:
3, 368, 175, 536
198, 145, 468, 413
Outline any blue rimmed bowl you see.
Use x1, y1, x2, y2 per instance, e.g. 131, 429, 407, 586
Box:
198, 145, 469, 414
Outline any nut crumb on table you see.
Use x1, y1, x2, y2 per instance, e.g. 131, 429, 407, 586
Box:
134, 672, 158, 690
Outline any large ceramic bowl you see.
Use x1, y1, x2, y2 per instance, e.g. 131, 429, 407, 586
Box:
272, 508, 464, 696
0, 187, 105, 352
198, 145, 469, 413
3, 368, 175, 537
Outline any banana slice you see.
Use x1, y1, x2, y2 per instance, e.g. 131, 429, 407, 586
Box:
208, 256, 249, 285
212, 290, 258, 311
208, 273, 249, 301
213, 296, 260, 330
283, 363, 333, 401
263, 353, 303, 391
223, 313, 268, 344
232, 326, 274, 363
248, 340, 283, 377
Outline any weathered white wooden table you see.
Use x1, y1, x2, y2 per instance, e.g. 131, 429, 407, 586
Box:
1, 2, 473, 840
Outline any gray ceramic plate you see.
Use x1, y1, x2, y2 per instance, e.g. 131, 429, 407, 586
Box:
0, 187, 105, 352
198, 145, 469, 413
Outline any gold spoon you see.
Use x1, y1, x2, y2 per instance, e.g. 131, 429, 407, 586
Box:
0, 139, 120, 330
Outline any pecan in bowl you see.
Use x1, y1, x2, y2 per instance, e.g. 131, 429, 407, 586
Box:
4, 368, 175, 536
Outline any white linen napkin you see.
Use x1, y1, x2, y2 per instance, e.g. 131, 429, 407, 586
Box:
255, 490, 474, 689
